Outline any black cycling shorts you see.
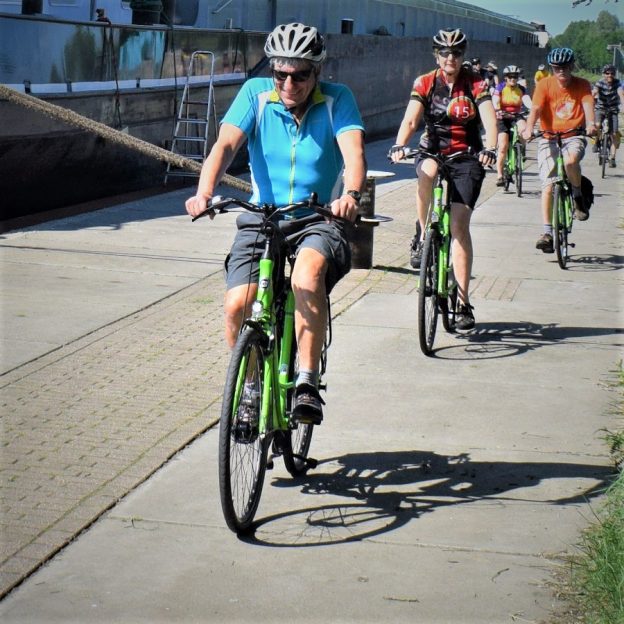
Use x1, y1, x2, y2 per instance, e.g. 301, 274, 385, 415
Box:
414, 153, 485, 210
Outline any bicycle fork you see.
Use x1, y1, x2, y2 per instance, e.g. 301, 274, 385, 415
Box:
432, 186, 453, 297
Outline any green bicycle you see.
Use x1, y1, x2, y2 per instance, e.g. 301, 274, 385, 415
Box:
502, 112, 524, 197
596, 107, 617, 179
407, 149, 480, 355
193, 194, 374, 533
536, 128, 586, 270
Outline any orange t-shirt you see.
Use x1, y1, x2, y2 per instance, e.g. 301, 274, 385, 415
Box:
533, 75, 593, 133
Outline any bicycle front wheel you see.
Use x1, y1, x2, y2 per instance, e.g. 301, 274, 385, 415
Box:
418, 229, 440, 355
601, 135, 611, 179
218, 326, 269, 533
503, 156, 512, 192
282, 348, 315, 477
552, 185, 569, 270
441, 282, 457, 333
514, 143, 523, 197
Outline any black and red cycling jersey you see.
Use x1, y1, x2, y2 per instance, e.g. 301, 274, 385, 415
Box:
411, 68, 491, 154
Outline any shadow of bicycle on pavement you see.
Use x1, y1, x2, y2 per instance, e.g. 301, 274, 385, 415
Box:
562, 253, 624, 271
242, 449, 613, 547
428, 320, 623, 360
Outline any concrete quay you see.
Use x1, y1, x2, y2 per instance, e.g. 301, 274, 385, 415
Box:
0, 138, 622, 622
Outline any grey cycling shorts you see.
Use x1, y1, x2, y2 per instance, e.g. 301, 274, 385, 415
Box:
225, 213, 352, 292
537, 136, 586, 188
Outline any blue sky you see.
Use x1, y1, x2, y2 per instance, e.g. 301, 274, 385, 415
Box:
459, 0, 622, 35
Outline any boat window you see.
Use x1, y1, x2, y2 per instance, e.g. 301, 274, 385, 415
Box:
49, 0, 80, 5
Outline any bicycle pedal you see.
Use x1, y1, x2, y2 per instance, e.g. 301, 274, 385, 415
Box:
569, 242, 576, 248
306, 457, 318, 470
266, 456, 275, 470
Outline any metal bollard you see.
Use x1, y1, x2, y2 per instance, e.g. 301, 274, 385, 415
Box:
348, 170, 395, 269
349, 177, 376, 269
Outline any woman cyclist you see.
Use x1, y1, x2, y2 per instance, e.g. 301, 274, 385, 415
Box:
390, 28, 497, 330
493, 65, 532, 186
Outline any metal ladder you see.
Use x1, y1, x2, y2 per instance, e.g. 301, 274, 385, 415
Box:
165, 50, 217, 184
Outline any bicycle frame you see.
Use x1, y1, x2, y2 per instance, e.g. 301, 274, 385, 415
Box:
506, 124, 517, 173
254, 246, 294, 435
552, 138, 573, 232
506, 123, 521, 175
430, 177, 453, 298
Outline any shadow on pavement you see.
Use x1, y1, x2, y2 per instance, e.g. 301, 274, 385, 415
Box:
432, 321, 622, 360
242, 449, 613, 546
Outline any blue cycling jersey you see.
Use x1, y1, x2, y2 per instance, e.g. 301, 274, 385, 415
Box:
222, 77, 364, 210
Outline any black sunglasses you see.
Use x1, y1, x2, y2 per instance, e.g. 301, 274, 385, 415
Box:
506, 75, 519, 79
438, 48, 464, 58
272, 68, 314, 83
604, 72, 615, 75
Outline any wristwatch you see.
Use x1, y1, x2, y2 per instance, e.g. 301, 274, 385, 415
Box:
344, 190, 362, 203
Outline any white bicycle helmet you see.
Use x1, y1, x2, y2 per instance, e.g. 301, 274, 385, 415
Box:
264, 23, 327, 63
503, 65, 520, 76
432, 28, 467, 50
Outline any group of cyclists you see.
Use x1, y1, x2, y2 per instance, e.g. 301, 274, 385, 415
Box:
185, 23, 622, 427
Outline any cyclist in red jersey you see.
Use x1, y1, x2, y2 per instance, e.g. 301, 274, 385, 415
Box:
390, 28, 497, 330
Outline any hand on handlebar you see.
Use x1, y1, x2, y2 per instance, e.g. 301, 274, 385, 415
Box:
185, 193, 215, 220
478, 148, 497, 167
331, 194, 359, 222
388, 144, 407, 163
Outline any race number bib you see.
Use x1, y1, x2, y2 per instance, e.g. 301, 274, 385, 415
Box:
446, 96, 477, 123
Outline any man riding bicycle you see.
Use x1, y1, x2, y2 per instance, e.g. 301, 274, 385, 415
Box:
592, 64, 624, 168
522, 47, 596, 253
390, 28, 497, 330
185, 23, 366, 424
493, 65, 532, 186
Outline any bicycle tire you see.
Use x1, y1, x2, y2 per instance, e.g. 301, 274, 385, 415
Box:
514, 143, 523, 197
218, 326, 269, 533
418, 229, 440, 355
601, 134, 611, 179
282, 347, 315, 478
552, 185, 568, 270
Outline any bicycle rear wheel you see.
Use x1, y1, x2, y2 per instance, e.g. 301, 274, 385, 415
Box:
552, 185, 569, 270
218, 326, 269, 533
418, 229, 440, 355
514, 143, 523, 197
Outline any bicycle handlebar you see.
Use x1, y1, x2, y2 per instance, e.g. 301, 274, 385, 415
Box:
191, 193, 334, 223
529, 127, 586, 143
387, 147, 478, 164
190, 193, 392, 226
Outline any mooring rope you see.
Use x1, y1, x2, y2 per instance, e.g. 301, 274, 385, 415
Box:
0, 84, 252, 194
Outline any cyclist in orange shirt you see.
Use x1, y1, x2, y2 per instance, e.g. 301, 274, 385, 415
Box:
522, 48, 596, 253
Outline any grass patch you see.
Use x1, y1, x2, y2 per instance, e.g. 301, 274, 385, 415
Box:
564, 362, 624, 623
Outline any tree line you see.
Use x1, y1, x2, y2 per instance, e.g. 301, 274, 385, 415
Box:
551, 10, 623, 73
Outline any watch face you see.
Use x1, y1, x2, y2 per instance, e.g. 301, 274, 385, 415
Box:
347, 190, 361, 201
